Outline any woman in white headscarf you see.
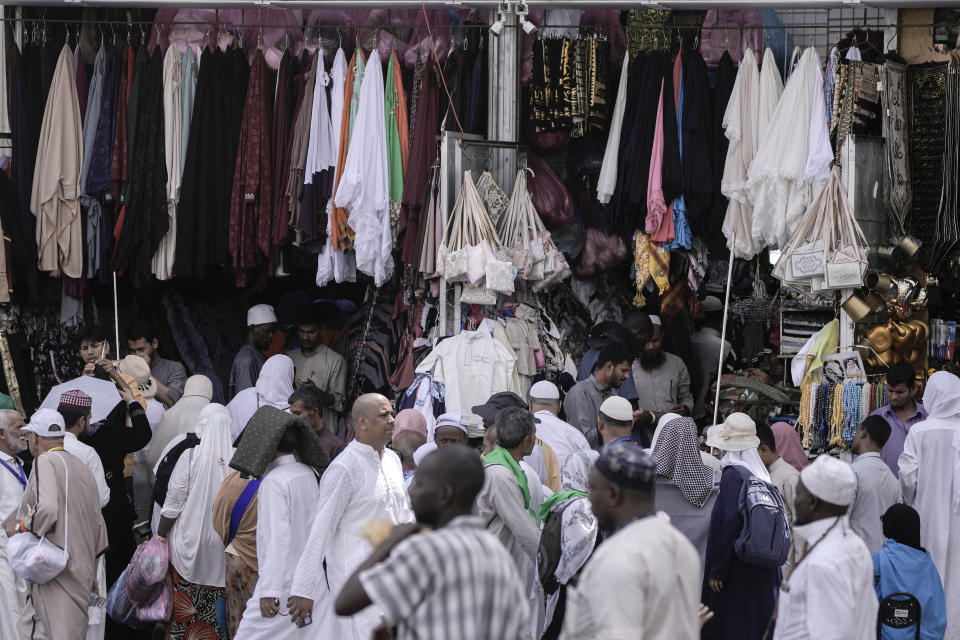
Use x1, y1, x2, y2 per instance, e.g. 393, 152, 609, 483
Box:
900, 371, 960, 637
157, 404, 236, 640
700, 412, 779, 640
226, 355, 295, 438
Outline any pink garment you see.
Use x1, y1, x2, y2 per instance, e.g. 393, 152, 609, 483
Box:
772, 422, 809, 470
394, 409, 428, 438
651, 202, 675, 244
645, 80, 670, 240
699, 10, 765, 68
673, 53, 683, 112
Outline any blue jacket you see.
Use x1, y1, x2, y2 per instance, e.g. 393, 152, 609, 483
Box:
873, 540, 947, 640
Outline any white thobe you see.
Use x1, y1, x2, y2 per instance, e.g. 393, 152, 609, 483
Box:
233, 456, 321, 640
900, 417, 960, 636
0, 451, 26, 640
774, 516, 877, 640
153, 42, 183, 280
532, 411, 592, 476
289, 441, 413, 640
333, 50, 393, 287
720, 48, 760, 259
596, 52, 629, 204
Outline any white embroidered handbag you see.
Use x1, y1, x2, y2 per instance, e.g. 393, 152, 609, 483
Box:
8, 453, 71, 585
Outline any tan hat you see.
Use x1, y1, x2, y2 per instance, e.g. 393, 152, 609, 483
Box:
705, 412, 760, 452
116, 355, 158, 399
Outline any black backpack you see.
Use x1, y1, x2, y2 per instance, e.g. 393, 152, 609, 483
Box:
152, 433, 200, 507
538, 501, 572, 596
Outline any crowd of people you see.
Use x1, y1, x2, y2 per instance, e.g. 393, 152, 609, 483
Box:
0, 304, 956, 640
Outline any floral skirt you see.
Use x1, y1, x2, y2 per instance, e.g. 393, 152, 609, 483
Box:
167, 567, 228, 640
225, 553, 258, 638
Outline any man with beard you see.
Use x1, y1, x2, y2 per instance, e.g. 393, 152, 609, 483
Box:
0, 410, 27, 640
564, 345, 632, 450
125, 320, 187, 409
630, 321, 693, 436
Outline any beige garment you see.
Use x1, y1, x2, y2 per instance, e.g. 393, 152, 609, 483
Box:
769, 456, 800, 578
0, 218, 8, 303
211, 470, 260, 572
287, 345, 346, 440
538, 440, 562, 493
17, 450, 108, 640
152, 42, 183, 280
30, 45, 84, 279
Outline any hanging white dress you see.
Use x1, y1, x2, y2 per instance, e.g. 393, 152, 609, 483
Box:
303, 51, 336, 192
153, 43, 183, 280
720, 49, 760, 258
746, 47, 831, 249
597, 52, 629, 204
334, 50, 393, 287
758, 48, 783, 144
317, 48, 357, 286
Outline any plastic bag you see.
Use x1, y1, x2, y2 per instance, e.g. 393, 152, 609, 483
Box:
134, 574, 173, 623
575, 228, 628, 277
125, 538, 169, 607
527, 155, 574, 228
106, 568, 150, 630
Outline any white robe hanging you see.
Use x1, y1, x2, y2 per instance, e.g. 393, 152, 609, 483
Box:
597, 52, 629, 204
333, 50, 393, 287
746, 47, 831, 249
720, 48, 760, 259
899, 371, 960, 637
232, 456, 321, 640
758, 48, 784, 145
289, 441, 413, 640
317, 48, 357, 287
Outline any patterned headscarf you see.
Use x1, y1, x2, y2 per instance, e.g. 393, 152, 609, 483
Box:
652, 416, 715, 508
562, 450, 598, 493
229, 406, 330, 478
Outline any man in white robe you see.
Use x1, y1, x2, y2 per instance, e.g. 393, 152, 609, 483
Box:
287, 394, 413, 638
899, 371, 960, 636
0, 410, 27, 640
234, 415, 323, 639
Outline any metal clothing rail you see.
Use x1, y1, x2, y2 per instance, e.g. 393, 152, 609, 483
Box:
5, 0, 955, 8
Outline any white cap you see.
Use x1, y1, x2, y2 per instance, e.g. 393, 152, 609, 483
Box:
22, 408, 66, 438
599, 396, 633, 422
413, 443, 438, 466
649, 315, 662, 327
800, 454, 857, 506
702, 296, 723, 313
529, 380, 560, 401
247, 304, 278, 326
435, 413, 468, 434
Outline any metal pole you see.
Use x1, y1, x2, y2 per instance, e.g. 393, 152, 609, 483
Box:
712, 233, 736, 427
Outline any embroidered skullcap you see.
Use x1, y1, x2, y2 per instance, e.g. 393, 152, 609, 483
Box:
59, 389, 92, 411
529, 381, 560, 400
596, 441, 656, 490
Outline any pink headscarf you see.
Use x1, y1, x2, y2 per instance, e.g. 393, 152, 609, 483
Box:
772, 422, 809, 471
394, 409, 427, 439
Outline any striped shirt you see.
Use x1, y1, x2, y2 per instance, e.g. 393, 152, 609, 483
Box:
359, 515, 532, 640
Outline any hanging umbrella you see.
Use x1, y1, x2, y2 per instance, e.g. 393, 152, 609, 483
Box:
38, 377, 122, 424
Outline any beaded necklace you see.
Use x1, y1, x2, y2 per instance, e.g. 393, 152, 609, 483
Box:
841, 382, 860, 446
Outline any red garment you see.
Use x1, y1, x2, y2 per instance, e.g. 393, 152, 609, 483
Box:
229, 49, 273, 287
109, 45, 134, 206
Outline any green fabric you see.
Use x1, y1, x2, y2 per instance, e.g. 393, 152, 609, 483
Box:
0, 393, 13, 411
538, 489, 588, 522
348, 51, 366, 146
384, 53, 403, 202
483, 446, 536, 521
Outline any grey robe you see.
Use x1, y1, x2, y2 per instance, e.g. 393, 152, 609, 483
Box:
16, 450, 108, 640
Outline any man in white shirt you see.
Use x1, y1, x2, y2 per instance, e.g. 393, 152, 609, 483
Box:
849, 416, 901, 554
527, 381, 591, 477
774, 454, 878, 640
562, 442, 701, 639
0, 410, 27, 640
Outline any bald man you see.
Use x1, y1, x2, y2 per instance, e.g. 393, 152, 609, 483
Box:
336, 446, 531, 638
393, 430, 427, 485
287, 394, 414, 638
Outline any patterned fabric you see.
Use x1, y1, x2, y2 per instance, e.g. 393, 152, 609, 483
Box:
632, 231, 669, 308
652, 417, 715, 508
229, 406, 329, 479
167, 566, 228, 640
224, 552, 257, 638
58, 389, 91, 409
882, 61, 911, 235
907, 62, 947, 267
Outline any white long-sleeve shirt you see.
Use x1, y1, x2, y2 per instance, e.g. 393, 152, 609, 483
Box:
63, 432, 110, 508
415, 331, 519, 433
773, 516, 877, 640
533, 411, 592, 475
0, 450, 26, 640
290, 440, 413, 640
